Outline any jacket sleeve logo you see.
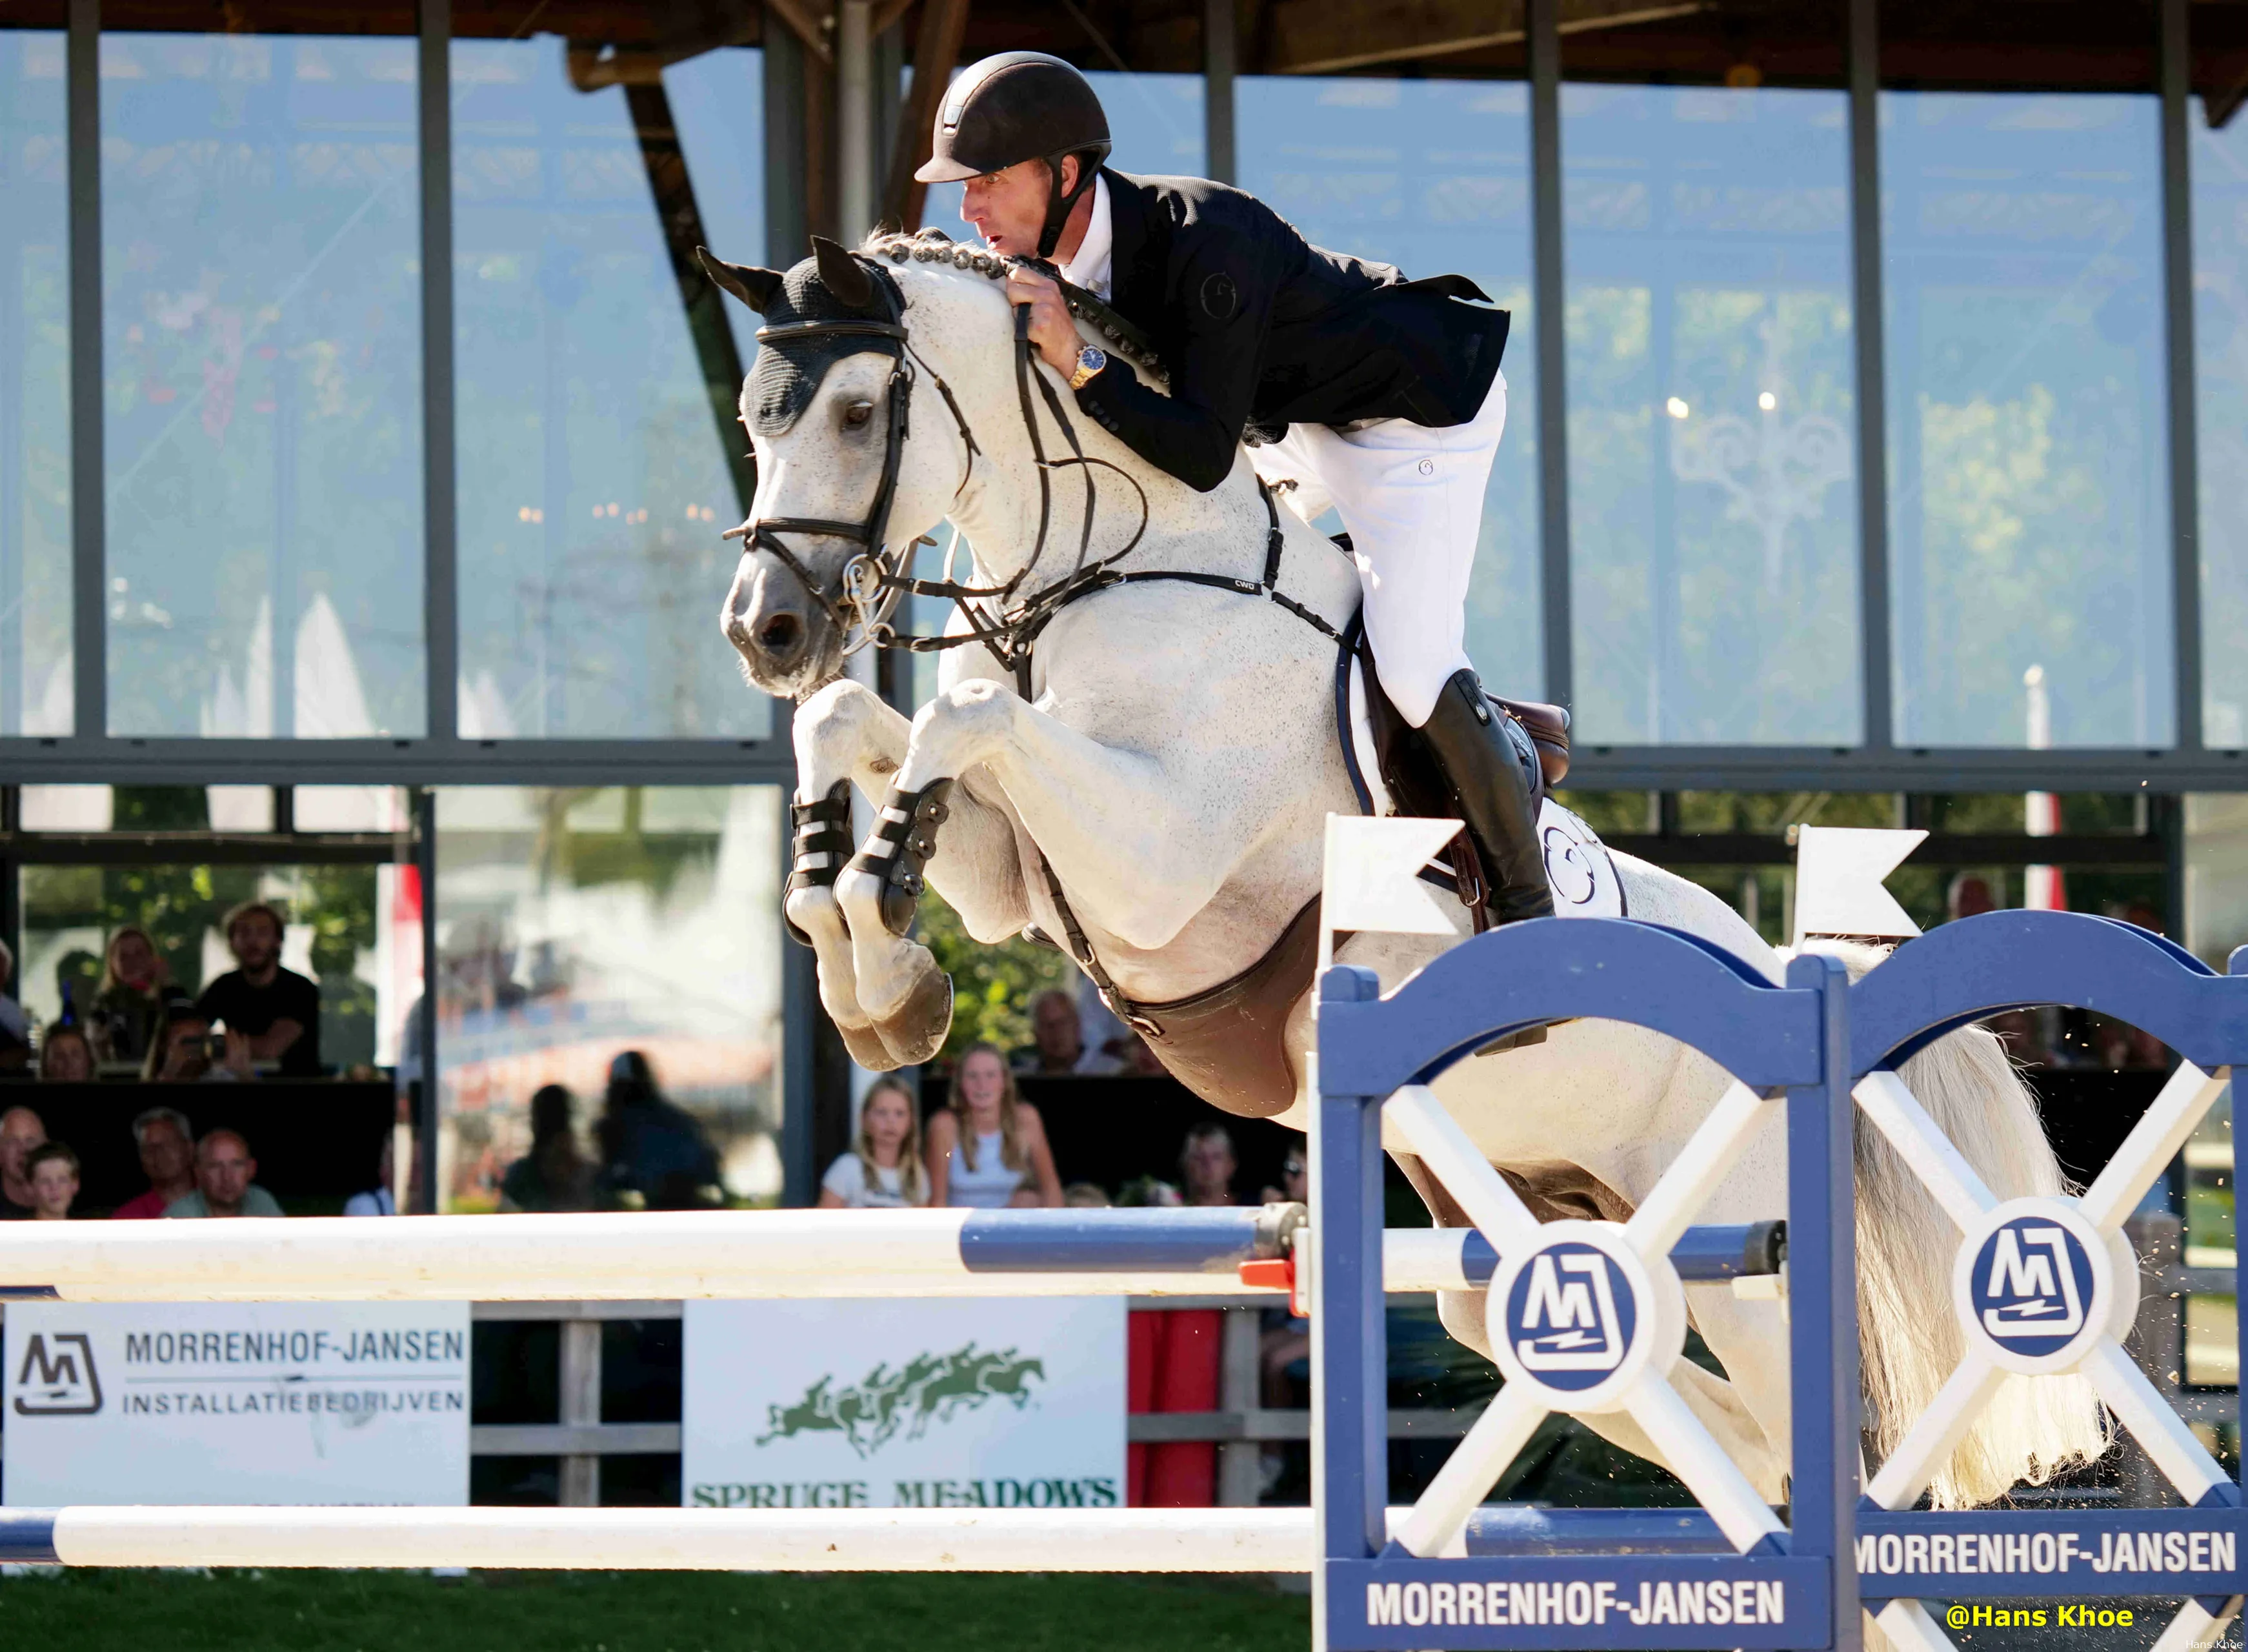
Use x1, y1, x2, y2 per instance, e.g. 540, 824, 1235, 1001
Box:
1199, 272, 1239, 321
13, 1332, 103, 1415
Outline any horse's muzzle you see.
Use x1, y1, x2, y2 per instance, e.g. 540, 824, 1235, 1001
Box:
723, 553, 832, 694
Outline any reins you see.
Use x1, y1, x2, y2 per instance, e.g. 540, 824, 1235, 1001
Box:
726, 241, 1341, 703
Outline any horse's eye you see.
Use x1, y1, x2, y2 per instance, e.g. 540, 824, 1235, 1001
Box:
842, 399, 875, 429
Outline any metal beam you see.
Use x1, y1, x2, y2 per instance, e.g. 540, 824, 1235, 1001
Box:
413, 786, 440, 1217
1563, 744, 2248, 794
1262, 0, 1703, 77
1847, 0, 1892, 754
419, 0, 457, 745
0, 832, 403, 867
2162, 0, 2203, 755
880, 0, 973, 232
1205, 0, 1238, 184
1529, 0, 1571, 711
1598, 832, 2167, 869
68, 0, 103, 747
0, 738, 795, 786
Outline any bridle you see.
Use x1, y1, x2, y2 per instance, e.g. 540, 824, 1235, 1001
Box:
725, 243, 1340, 702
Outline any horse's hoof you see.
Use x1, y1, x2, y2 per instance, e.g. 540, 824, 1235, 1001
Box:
875, 969, 954, 1067
838, 1019, 901, 1071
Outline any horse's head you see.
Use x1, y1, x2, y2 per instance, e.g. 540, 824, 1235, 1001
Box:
702, 236, 983, 700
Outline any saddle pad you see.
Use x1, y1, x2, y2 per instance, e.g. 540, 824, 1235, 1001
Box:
1538, 798, 1625, 919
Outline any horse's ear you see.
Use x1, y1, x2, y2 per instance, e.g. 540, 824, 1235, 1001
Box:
696, 247, 785, 313
812, 235, 874, 310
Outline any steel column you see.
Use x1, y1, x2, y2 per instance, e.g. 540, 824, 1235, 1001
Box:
1527, 0, 1571, 710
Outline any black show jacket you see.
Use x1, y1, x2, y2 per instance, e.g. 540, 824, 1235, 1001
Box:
1072, 168, 1510, 493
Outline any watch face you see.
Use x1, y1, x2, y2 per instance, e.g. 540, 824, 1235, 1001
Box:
1079, 347, 1106, 370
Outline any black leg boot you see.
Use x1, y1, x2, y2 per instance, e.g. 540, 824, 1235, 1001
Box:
1416, 668, 1556, 926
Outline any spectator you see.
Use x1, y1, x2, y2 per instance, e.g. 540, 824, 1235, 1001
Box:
112, 1107, 198, 1218
37, 1024, 94, 1083
197, 900, 322, 1077
0, 938, 28, 1076
500, 1085, 597, 1213
345, 1134, 397, 1216
819, 1078, 929, 1209
25, 1142, 79, 1222
144, 1002, 250, 1083
1063, 1181, 1112, 1208
1180, 1122, 1241, 1207
88, 926, 171, 1069
1947, 874, 2000, 922
597, 1052, 723, 1211
1013, 989, 1121, 1076
1260, 1147, 1308, 1207
164, 1129, 283, 1218
0, 1105, 46, 1219
928, 1043, 1063, 1207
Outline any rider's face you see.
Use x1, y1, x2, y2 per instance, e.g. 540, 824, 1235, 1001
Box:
963, 156, 1076, 257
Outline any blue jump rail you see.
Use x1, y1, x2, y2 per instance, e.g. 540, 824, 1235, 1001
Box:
1314, 917, 1857, 1652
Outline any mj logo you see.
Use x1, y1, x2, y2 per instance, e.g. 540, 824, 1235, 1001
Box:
13, 1332, 103, 1415
1953, 1201, 2119, 1373
1502, 1242, 1637, 1391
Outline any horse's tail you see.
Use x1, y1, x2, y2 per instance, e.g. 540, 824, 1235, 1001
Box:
1831, 942, 2110, 1508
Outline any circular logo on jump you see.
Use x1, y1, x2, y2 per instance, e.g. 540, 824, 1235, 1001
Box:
1952, 1200, 2117, 1373
1501, 1241, 1638, 1392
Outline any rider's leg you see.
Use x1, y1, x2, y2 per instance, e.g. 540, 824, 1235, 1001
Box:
1292, 374, 1552, 924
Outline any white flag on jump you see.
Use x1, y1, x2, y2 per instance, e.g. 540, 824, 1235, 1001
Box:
1322, 814, 1467, 938
1792, 825, 1927, 947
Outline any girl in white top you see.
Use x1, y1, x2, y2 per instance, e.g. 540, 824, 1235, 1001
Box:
818, 1078, 930, 1209
926, 1042, 1063, 1209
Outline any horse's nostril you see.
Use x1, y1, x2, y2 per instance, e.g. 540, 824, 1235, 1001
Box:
758, 612, 803, 656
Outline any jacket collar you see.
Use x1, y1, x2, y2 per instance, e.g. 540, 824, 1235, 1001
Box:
1097, 168, 1154, 316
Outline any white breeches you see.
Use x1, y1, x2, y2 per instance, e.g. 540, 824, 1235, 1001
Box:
1249, 370, 1507, 727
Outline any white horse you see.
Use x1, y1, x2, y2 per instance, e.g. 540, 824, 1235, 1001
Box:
707, 233, 2105, 1515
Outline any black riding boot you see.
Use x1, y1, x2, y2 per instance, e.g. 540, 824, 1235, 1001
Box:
1417, 668, 1555, 926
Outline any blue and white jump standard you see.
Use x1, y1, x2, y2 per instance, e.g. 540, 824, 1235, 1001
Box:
1312, 919, 1862, 1652
1845, 911, 2248, 1652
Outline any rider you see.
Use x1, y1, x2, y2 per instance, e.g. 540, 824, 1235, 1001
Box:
915, 51, 1553, 927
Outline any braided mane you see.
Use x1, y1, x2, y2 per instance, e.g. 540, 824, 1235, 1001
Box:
861, 227, 1168, 387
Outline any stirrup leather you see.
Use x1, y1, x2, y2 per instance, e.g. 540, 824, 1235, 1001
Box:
784, 781, 854, 949
844, 779, 955, 936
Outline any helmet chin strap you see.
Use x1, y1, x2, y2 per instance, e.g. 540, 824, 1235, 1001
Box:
1036, 152, 1100, 260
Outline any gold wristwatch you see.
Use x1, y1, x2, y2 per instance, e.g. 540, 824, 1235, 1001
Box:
1068, 345, 1109, 390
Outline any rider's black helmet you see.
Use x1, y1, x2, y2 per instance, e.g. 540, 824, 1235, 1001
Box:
913, 51, 1110, 259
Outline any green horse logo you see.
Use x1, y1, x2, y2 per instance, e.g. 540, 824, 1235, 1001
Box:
755, 1342, 1046, 1458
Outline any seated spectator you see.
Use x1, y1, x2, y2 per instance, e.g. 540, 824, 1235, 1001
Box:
1063, 1181, 1112, 1208
0, 939, 28, 1076
1013, 989, 1120, 1076
37, 1024, 93, 1082
165, 1128, 283, 1218
1179, 1122, 1241, 1207
819, 1078, 929, 1209
197, 900, 321, 1077
596, 1053, 723, 1211
144, 1002, 251, 1083
928, 1043, 1063, 1207
88, 925, 171, 1069
345, 1134, 397, 1216
25, 1142, 78, 1221
500, 1085, 597, 1213
1259, 1147, 1308, 1208
112, 1107, 198, 1218
0, 1105, 46, 1219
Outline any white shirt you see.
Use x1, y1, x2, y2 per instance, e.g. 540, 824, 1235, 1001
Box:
1058, 173, 1114, 301
822, 1152, 927, 1209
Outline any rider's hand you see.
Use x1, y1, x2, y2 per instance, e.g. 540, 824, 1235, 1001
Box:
1004, 266, 1082, 378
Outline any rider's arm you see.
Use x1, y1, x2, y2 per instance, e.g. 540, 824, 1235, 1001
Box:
1072, 237, 1279, 494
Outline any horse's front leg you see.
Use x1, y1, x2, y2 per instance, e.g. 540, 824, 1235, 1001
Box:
838, 679, 1239, 1055
797, 678, 1033, 1068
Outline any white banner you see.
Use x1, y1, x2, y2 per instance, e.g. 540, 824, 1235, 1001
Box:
3, 1301, 470, 1506
683, 1298, 1127, 1512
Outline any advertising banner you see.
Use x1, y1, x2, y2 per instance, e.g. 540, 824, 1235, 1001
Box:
3, 1301, 470, 1506
683, 1298, 1126, 1511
